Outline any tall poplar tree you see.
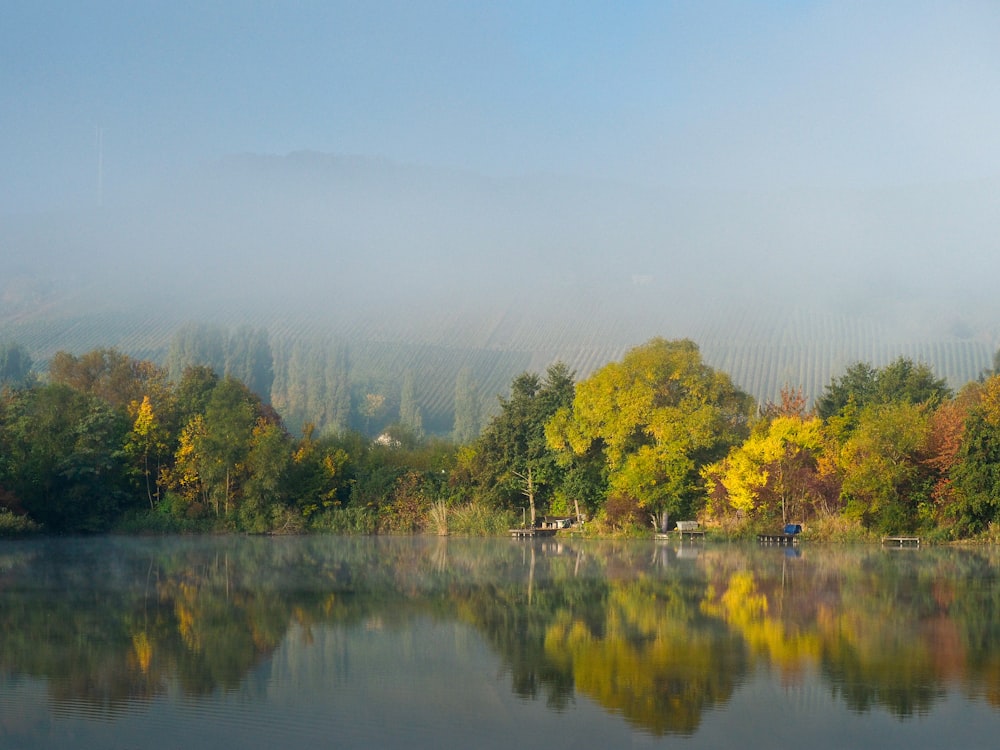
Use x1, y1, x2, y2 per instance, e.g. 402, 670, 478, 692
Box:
225, 325, 273, 402
452, 366, 481, 444
399, 371, 424, 439
166, 323, 226, 382
0, 342, 33, 388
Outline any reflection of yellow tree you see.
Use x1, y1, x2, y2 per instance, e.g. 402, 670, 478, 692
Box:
131, 631, 153, 675
698, 554, 950, 717
543, 580, 746, 736
702, 570, 822, 677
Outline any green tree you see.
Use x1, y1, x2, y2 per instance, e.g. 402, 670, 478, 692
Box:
174, 365, 220, 426
166, 323, 227, 382
0, 342, 33, 388
325, 346, 352, 435
0, 383, 132, 531
471, 363, 575, 525
547, 338, 752, 525
200, 377, 259, 516
948, 376, 1000, 534
399, 371, 424, 439
286, 425, 351, 517
241, 419, 292, 531
875, 357, 950, 406
835, 401, 933, 533
815, 362, 878, 421
817, 357, 949, 422
452, 366, 481, 444
164, 375, 266, 520
225, 325, 274, 402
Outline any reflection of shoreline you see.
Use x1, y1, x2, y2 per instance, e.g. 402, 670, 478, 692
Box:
1, 538, 1000, 735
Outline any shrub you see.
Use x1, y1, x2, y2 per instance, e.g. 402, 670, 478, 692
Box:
605, 494, 645, 532
447, 502, 516, 536
0, 509, 41, 537
309, 505, 378, 534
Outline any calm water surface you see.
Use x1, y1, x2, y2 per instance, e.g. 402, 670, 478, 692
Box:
2, 535, 1000, 749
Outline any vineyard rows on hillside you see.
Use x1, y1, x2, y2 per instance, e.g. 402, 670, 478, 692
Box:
1, 303, 994, 436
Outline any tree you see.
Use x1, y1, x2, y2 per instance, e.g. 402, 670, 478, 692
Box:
174, 365, 220, 425
200, 377, 259, 516
471, 363, 575, 524
0, 383, 132, 530
0, 342, 33, 388
164, 413, 210, 513
125, 395, 170, 508
286, 426, 351, 517
225, 325, 274, 402
360, 392, 387, 435
835, 401, 933, 533
703, 415, 830, 525
948, 376, 1000, 534
875, 357, 950, 406
325, 346, 352, 435
817, 358, 949, 421
399, 371, 424, 439
241, 419, 292, 530
816, 362, 878, 421
164, 376, 265, 519
452, 366, 481, 444
547, 338, 752, 525
166, 323, 226, 382
923, 385, 980, 515
49, 348, 169, 411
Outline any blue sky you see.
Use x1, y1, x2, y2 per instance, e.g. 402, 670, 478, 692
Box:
3, 1, 1000, 212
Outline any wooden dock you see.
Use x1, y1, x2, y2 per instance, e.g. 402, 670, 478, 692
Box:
882, 536, 920, 547
757, 533, 798, 546
509, 527, 558, 538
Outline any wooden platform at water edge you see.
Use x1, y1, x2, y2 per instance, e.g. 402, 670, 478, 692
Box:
757, 533, 799, 546
882, 536, 920, 547
509, 527, 558, 538
656, 530, 706, 540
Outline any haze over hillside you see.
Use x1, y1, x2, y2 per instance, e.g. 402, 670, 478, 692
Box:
3, 3, 1000, 415
2, 151, 999, 407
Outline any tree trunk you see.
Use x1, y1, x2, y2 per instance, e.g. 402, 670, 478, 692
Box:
527, 467, 536, 527
513, 467, 537, 527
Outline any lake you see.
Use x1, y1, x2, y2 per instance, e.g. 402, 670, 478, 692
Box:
2, 535, 1000, 749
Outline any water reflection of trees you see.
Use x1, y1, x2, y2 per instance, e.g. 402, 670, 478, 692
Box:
4, 539, 1000, 732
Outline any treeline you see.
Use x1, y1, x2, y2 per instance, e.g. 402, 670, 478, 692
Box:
2, 336, 1000, 538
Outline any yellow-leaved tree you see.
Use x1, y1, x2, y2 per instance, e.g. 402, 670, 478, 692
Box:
125, 395, 170, 509
702, 415, 828, 525
546, 338, 752, 528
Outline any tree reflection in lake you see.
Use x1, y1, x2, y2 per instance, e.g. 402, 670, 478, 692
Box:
3, 536, 1000, 747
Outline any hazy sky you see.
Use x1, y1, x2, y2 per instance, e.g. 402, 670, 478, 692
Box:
4, 1, 1000, 213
